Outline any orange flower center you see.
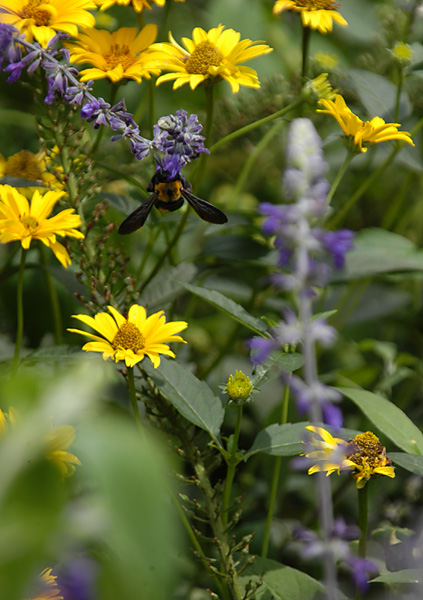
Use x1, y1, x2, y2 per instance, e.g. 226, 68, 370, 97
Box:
104, 44, 136, 71
20, 215, 39, 233
112, 321, 145, 352
294, 0, 339, 9
4, 151, 43, 181
346, 431, 391, 470
185, 41, 224, 75
22, 0, 54, 26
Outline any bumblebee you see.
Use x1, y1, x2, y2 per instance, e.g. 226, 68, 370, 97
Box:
118, 168, 228, 234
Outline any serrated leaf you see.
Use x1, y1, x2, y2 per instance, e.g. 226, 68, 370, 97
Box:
252, 352, 303, 387
239, 556, 325, 600
142, 358, 224, 441
331, 228, 423, 282
22, 345, 82, 364
371, 569, 423, 584
182, 282, 267, 335
142, 263, 197, 309
336, 387, 423, 455
388, 452, 423, 477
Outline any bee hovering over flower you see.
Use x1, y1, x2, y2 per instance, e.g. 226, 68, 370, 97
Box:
116, 109, 228, 233
118, 167, 227, 233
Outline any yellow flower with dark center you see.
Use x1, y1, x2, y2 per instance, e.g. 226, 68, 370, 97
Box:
273, 0, 347, 34
66, 25, 160, 83
28, 567, 63, 600
0, 0, 96, 47
68, 304, 188, 368
0, 185, 84, 268
96, 0, 185, 12
317, 94, 414, 152
305, 426, 395, 488
0, 408, 80, 479
147, 24, 273, 92
345, 431, 395, 489
0, 150, 61, 194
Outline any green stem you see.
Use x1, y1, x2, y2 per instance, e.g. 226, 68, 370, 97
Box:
148, 77, 155, 137
210, 99, 302, 155
326, 149, 356, 206
301, 26, 312, 80
222, 404, 243, 528
127, 366, 144, 436
39, 244, 62, 345
12, 248, 27, 376
357, 485, 368, 558
137, 210, 189, 293
193, 84, 215, 188
261, 384, 290, 557
394, 67, 404, 123
356, 485, 368, 600
136, 12, 145, 30
229, 118, 286, 210
135, 226, 161, 281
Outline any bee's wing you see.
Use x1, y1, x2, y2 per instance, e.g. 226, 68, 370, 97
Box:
181, 189, 228, 224
118, 192, 158, 234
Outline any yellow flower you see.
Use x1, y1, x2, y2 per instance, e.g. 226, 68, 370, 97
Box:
0, 185, 84, 268
305, 426, 395, 488
345, 431, 395, 489
28, 567, 63, 600
45, 425, 81, 477
147, 24, 273, 93
0, 408, 80, 479
0, 0, 96, 47
304, 425, 352, 476
226, 370, 253, 403
317, 94, 415, 152
0, 149, 61, 195
68, 304, 188, 368
303, 73, 337, 101
273, 0, 347, 34
66, 25, 160, 83
96, 0, 184, 12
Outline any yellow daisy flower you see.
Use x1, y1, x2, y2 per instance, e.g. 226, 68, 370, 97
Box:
0, 0, 96, 47
28, 567, 63, 600
317, 94, 415, 153
147, 24, 273, 93
68, 304, 188, 368
66, 25, 160, 83
0, 408, 80, 479
96, 0, 184, 12
273, 0, 347, 34
0, 150, 61, 195
345, 431, 395, 489
304, 425, 352, 476
305, 426, 395, 488
0, 185, 84, 268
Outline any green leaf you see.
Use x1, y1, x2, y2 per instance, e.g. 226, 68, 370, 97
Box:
142, 262, 197, 310
332, 228, 423, 281
0, 175, 45, 188
239, 556, 325, 600
389, 452, 423, 477
22, 345, 83, 365
202, 234, 269, 261
142, 357, 224, 440
371, 569, 423, 584
348, 69, 412, 119
246, 423, 361, 460
336, 387, 423, 455
182, 282, 267, 335
245, 422, 308, 459
252, 352, 303, 387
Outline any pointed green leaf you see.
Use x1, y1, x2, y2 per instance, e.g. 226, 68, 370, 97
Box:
371, 569, 423, 584
252, 352, 303, 387
336, 387, 423, 455
245, 422, 308, 459
143, 358, 224, 440
239, 556, 325, 600
182, 282, 267, 335
388, 452, 423, 477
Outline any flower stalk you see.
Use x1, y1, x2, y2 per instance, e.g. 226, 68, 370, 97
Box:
222, 404, 243, 528
11, 247, 27, 376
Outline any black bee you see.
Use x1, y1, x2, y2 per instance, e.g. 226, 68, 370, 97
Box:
118, 168, 228, 234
